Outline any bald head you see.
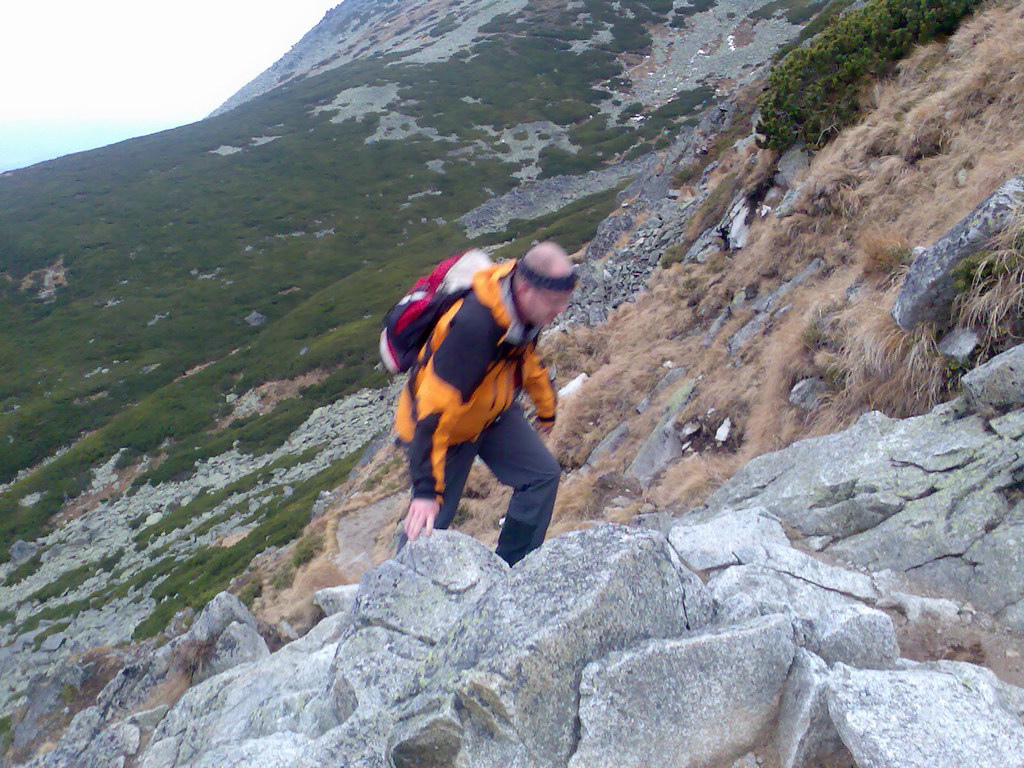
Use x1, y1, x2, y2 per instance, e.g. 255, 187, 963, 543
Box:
513, 241, 574, 327
522, 241, 573, 279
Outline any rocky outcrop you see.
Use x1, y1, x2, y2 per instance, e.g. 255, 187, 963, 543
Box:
20, 594, 267, 768
892, 176, 1024, 329
0, 381, 402, 723
557, 104, 733, 329
627, 378, 697, 488
962, 342, 1024, 410
827, 663, 1024, 768
570, 615, 796, 768
700, 385, 1024, 630
725, 258, 824, 355
24, 505, 1022, 768
389, 526, 713, 768
458, 157, 651, 238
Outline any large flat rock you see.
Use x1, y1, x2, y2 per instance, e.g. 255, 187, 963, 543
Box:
570, 615, 795, 768
827, 664, 1024, 768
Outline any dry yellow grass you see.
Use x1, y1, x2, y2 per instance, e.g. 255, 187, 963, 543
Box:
954, 215, 1024, 351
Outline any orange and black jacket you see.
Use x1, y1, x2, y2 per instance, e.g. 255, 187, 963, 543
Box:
395, 261, 557, 501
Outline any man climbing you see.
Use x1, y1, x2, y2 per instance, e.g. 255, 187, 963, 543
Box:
394, 241, 576, 566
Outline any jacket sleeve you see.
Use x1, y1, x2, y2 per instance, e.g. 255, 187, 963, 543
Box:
522, 343, 557, 424
407, 298, 499, 501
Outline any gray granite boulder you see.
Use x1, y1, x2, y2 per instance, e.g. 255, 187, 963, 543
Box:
140, 621, 352, 768
827, 664, 1024, 768
389, 525, 714, 768
893, 175, 1024, 328
701, 402, 1024, 629
774, 184, 804, 218
962, 342, 1024, 410
668, 506, 790, 571
186, 591, 259, 645
900, 658, 1024, 721
194, 620, 270, 684
569, 615, 795, 768
937, 326, 981, 363
707, 548, 901, 672
584, 421, 630, 467
800, 604, 898, 670
354, 530, 506, 644
627, 379, 697, 487
10, 656, 97, 757
777, 650, 851, 768
9, 539, 39, 565
635, 366, 688, 414
775, 145, 810, 187
788, 377, 829, 410
25, 706, 141, 768
313, 583, 359, 617
139, 532, 509, 768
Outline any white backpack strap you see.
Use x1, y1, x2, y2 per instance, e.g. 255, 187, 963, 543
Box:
441, 248, 491, 292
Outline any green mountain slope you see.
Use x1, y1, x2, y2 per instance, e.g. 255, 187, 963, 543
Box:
0, 0, 709, 550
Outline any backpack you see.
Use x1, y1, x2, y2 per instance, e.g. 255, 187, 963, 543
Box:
379, 249, 492, 374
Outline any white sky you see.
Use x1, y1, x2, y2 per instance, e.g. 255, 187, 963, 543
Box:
0, 1, 342, 172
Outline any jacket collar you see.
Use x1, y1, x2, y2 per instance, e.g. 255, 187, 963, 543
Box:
473, 261, 540, 347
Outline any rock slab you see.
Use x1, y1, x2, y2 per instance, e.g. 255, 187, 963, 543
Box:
962, 342, 1024, 410
570, 615, 795, 768
827, 664, 1024, 768
893, 175, 1024, 328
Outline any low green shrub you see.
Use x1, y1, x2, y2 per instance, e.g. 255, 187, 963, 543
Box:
132, 445, 362, 640
17, 598, 92, 635
0, 715, 12, 750
237, 579, 263, 607
291, 534, 322, 568
660, 243, 689, 268
27, 563, 95, 603
757, 0, 983, 150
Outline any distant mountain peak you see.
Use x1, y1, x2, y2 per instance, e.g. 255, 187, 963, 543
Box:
212, 0, 531, 116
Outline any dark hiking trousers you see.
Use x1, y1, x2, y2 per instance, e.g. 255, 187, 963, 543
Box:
397, 404, 560, 566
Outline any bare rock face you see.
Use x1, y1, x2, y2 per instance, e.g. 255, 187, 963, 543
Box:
937, 325, 981, 363
700, 399, 1024, 631
569, 615, 796, 768
627, 379, 697, 488
193, 621, 269, 685
826, 664, 1024, 768
962, 342, 1024, 410
788, 377, 830, 410
388, 525, 714, 768
32, 508, 1023, 768
892, 176, 1024, 329
669, 506, 790, 571
777, 649, 851, 768
312, 583, 358, 617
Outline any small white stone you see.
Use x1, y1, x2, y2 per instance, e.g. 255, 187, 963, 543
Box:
558, 373, 588, 399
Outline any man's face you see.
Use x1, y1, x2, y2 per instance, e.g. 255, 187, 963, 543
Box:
520, 282, 572, 326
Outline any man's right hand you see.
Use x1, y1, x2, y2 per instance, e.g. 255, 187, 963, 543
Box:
404, 497, 441, 542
